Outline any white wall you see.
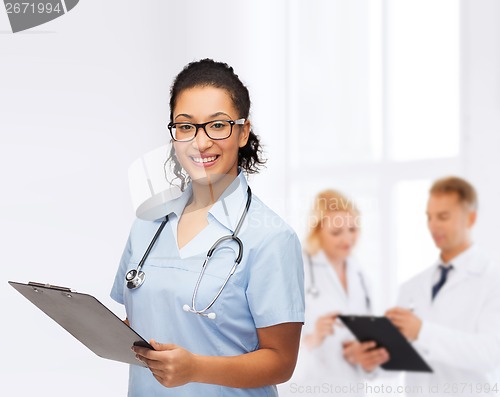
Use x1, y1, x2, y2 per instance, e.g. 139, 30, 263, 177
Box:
0, 1, 289, 395
1, 2, 169, 395
461, 0, 500, 263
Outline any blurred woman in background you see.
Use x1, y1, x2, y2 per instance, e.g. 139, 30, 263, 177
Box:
280, 190, 388, 396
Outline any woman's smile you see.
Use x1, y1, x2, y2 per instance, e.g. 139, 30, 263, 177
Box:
189, 154, 220, 167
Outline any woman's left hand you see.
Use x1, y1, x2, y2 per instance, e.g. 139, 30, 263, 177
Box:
133, 340, 197, 388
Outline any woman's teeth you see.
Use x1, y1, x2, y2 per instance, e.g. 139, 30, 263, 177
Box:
192, 156, 217, 163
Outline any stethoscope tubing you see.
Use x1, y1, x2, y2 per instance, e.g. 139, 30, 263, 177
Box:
126, 185, 252, 320
190, 235, 243, 314
189, 188, 251, 316
125, 216, 168, 289
136, 216, 169, 274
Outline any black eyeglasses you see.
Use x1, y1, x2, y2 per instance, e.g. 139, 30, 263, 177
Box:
167, 118, 245, 142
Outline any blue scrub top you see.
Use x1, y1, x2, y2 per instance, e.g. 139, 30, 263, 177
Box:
111, 172, 305, 397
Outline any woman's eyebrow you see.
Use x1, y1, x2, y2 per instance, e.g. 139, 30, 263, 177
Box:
209, 112, 231, 119
174, 113, 193, 120
174, 112, 232, 121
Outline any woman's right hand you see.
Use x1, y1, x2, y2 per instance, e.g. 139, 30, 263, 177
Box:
304, 312, 339, 349
133, 340, 197, 388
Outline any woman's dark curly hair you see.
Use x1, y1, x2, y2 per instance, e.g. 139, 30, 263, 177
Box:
166, 59, 266, 190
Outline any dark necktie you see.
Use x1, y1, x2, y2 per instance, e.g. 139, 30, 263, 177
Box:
432, 264, 453, 300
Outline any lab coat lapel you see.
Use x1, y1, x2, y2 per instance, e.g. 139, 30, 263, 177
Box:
346, 257, 370, 313
436, 247, 486, 297
437, 268, 468, 296
316, 251, 349, 304
421, 267, 435, 309
403, 266, 434, 313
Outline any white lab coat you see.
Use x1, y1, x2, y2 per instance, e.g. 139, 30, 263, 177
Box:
279, 251, 372, 397
397, 245, 500, 397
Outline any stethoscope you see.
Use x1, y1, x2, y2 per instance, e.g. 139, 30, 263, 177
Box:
305, 252, 371, 311
125, 186, 252, 320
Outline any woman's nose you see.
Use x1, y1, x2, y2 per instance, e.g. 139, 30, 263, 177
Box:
192, 127, 213, 151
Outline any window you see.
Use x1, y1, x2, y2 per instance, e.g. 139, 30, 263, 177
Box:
285, 0, 461, 308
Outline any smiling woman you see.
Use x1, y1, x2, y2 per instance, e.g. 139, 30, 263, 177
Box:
170, 86, 249, 191
110, 59, 305, 397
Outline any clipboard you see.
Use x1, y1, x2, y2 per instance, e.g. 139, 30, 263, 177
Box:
9, 281, 152, 367
338, 315, 433, 372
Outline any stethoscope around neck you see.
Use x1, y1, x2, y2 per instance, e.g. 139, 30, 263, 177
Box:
125, 186, 252, 320
305, 252, 371, 311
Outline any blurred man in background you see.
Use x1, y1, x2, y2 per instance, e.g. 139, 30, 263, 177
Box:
386, 176, 500, 396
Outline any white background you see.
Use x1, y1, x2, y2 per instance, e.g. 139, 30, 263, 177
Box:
1, 0, 499, 395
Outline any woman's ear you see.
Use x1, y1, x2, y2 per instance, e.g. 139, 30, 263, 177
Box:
238, 119, 251, 148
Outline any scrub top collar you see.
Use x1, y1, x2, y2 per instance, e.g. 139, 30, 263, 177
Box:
156, 171, 249, 234
207, 172, 248, 233
159, 184, 193, 220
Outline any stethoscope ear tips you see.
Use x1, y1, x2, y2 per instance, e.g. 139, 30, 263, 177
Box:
182, 304, 216, 320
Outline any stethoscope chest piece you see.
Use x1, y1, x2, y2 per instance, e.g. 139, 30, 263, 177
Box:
126, 269, 145, 289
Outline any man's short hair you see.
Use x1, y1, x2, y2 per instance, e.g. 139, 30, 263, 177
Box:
430, 176, 478, 211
